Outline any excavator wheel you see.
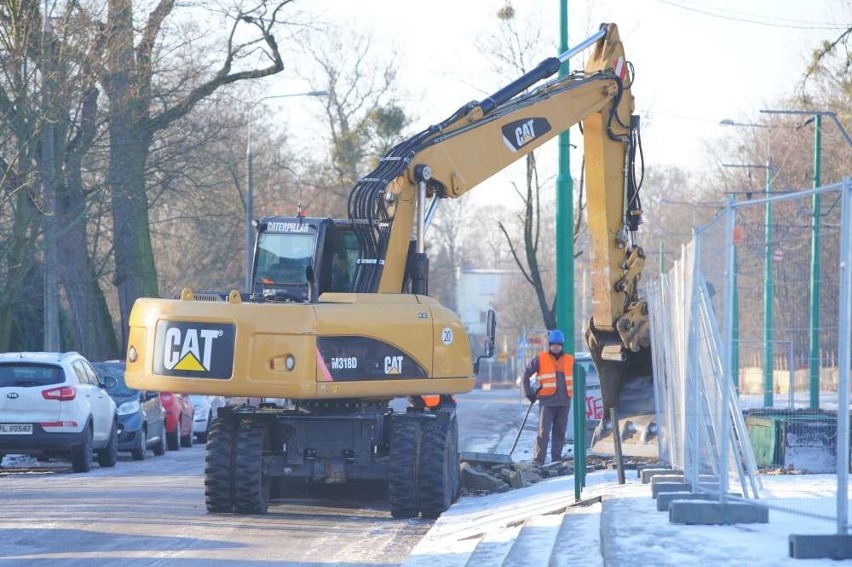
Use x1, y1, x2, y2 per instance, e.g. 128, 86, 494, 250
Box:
233, 420, 271, 514
418, 412, 458, 519
388, 414, 423, 519
204, 416, 238, 513
448, 415, 461, 500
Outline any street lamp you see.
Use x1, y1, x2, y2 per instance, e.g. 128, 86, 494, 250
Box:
760, 109, 852, 411
245, 90, 328, 292
720, 118, 775, 407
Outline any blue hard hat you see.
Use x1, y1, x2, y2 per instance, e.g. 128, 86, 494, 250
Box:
547, 329, 565, 345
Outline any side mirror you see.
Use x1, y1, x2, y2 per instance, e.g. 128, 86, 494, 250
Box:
473, 308, 497, 375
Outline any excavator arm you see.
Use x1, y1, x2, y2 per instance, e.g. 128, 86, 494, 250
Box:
348, 24, 639, 298
347, 24, 652, 437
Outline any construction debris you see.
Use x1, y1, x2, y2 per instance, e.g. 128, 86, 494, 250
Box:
457, 454, 661, 496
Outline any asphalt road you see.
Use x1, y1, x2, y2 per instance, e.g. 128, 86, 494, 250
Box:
0, 388, 524, 566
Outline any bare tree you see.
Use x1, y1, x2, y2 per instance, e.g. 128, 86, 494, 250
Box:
94, 0, 289, 347
482, 4, 586, 332
301, 27, 408, 207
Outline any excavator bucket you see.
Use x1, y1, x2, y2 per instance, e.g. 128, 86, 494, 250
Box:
585, 324, 657, 458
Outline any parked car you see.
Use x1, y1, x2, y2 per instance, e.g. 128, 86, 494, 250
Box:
188, 395, 226, 443
161, 392, 194, 450
0, 352, 118, 472
92, 361, 167, 460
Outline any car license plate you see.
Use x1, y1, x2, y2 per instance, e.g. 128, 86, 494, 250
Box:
0, 423, 32, 435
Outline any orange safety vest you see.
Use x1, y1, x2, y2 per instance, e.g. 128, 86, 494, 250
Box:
536, 352, 574, 398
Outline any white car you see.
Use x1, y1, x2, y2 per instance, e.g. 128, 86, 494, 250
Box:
188, 395, 227, 443
0, 352, 119, 472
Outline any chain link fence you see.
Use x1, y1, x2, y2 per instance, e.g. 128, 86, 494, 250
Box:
648, 179, 851, 530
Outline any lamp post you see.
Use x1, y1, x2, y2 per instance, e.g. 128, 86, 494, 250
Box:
556, 0, 574, 354
720, 118, 775, 406
245, 90, 328, 292
760, 109, 852, 410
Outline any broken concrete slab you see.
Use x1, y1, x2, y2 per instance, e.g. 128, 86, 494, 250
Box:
460, 462, 509, 493
460, 451, 513, 467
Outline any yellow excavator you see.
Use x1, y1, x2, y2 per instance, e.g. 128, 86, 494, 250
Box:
125, 23, 653, 518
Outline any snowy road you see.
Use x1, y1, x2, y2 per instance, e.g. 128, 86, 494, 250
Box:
0, 388, 523, 566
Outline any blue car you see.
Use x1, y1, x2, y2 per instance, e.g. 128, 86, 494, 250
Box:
92, 361, 167, 460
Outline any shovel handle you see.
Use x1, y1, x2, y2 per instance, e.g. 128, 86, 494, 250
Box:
509, 400, 536, 457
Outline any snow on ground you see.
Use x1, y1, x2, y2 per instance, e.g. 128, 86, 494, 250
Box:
407, 469, 848, 566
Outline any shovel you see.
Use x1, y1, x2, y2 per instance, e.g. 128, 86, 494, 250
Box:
508, 399, 536, 457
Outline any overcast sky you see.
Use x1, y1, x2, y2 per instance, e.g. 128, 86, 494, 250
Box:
249, 0, 849, 212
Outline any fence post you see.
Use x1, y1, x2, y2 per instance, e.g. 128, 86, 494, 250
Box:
720, 199, 736, 499
837, 179, 852, 535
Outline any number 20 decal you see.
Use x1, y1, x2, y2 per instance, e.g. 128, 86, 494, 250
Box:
442, 327, 454, 346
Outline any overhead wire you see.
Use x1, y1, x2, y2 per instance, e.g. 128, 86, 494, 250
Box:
656, 0, 849, 30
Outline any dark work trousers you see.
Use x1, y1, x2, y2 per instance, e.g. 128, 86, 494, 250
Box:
534, 403, 570, 464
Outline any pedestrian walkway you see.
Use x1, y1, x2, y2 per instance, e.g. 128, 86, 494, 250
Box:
402, 469, 841, 566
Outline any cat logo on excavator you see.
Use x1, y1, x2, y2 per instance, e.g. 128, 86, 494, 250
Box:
153, 321, 235, 379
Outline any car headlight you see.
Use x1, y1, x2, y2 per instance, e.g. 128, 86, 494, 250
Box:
117, 400, 141, 415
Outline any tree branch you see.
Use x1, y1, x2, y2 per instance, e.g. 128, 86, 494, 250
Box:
147, 1, 289, 133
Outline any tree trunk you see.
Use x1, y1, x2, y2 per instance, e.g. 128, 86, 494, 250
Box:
108, 118, 158, 349
57, 128, 120, 360
104, 0, 159, 349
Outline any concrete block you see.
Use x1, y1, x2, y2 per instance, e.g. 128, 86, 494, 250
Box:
651, 482, 692, 498
650, 474, 685, 485
640, 467, 673, 483
655, 491, 716, 512
669, 500, 768, 525
789, 534, 852, 559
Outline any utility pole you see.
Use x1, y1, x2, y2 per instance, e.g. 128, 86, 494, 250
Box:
763, 159, 773, 408
761, 108, 852, 410
556, 0, 574, 352
720, 118, 775, 406
42, 0, 60, 351
810, 114, 822, 410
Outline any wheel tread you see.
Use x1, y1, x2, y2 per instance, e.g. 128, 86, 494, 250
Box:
204, 417, 238, 512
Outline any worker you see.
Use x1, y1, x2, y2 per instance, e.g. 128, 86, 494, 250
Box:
521, 329, 574, 466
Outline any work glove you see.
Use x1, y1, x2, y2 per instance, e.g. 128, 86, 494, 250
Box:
526, 392, 537, 404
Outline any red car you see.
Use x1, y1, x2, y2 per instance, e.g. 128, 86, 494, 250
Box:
160, 392, 195, 450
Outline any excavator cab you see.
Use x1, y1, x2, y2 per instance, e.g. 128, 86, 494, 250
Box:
250, 216, 359, 302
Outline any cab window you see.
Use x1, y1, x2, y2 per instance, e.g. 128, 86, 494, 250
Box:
255, 233, 315, 285
323, 230, 359, 293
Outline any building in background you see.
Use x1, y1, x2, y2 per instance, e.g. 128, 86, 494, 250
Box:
455, 268, 519, 385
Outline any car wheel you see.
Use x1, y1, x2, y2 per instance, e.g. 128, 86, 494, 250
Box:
71, 424, 93, 473
151, 424, 166, 456
132, 426, 148, 461
97, 420, 119, 468
166, 424, 180, 451
196, 411, 212, 444
181, 422, 194, 448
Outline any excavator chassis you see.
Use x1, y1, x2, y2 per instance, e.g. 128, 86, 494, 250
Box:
203, 402, 460, 519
